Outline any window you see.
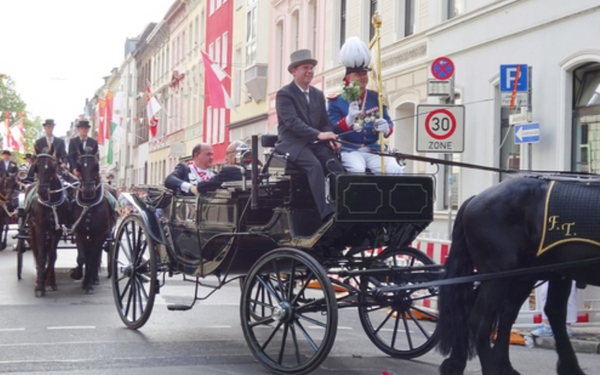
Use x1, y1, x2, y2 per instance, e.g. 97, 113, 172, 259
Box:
572, 64, 600, 173
207, 106, 212, 143
246, 1, 258, 66
291, 10, 299, 51
498, 94, 520, 181
222, 31, 228, 69
340, 0, 347, 48
310, 1, 317, 53
446, 0, 465, 20
234, 48, 241, 106
404, 0, 415, 37
275, 21, 284, 89
212, 107, 219, 144
210, 0, 216, 15
369, 0, 378, 42
219, 108, 225, 144
215, 37, 221, 66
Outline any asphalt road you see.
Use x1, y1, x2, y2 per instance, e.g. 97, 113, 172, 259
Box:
0, 230, 598, 375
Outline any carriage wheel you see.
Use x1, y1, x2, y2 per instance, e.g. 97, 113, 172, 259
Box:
240, 248, 338, 375
357, 246, 439, 359
16, 216, 26, 280
111, 215, 157, 330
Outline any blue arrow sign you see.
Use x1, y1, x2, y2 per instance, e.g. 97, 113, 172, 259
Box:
514, 122, 540, 144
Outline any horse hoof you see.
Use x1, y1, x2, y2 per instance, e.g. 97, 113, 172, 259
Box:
440, 358, 466, 375
35, 290, 45, 298
70, 268, 83, 280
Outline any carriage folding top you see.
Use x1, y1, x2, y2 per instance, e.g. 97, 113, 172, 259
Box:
112, 134, 438, 375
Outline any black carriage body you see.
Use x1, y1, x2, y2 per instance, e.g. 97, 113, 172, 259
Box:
131, 172, 435, 279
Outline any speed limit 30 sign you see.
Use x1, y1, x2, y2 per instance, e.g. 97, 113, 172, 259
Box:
416, 105, 465, 153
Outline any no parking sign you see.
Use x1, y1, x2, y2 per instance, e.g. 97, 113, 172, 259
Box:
416, 105, 465, 153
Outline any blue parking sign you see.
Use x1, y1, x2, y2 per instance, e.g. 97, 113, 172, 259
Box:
500, 65, 528, 92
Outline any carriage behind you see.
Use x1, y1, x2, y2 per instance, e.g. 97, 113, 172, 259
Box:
111, 134, 443, 374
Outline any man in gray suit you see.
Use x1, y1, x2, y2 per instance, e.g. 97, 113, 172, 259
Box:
275, 49, 344, 222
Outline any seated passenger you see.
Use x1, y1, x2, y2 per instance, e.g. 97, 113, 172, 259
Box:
165, 143, 215, 196
195, 140, 251, 194
328, 37, 403, 174
164, 141, 249, 196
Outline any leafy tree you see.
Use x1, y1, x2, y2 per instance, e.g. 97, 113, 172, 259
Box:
0, 74, 41, 165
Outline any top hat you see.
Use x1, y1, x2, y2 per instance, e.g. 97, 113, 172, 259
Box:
2, 150, 11, 156
77, 120, 91, 128
43, 119, 56, 127
287, 49, 318, 73
25, 153, 32, 159
339, 37, 372, 77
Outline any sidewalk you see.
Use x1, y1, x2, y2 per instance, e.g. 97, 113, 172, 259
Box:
514, 325, 600, 354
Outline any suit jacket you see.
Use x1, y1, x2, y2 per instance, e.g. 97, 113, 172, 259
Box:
68, 137, 99, 171
0, 160, 17, 178
34, 136, 68, 165
164, 164, 244, 196
275, 81, 334, 162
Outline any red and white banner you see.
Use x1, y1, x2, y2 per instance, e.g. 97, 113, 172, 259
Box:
201, 51, 233, 109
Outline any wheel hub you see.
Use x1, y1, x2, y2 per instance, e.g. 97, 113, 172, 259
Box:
271, 302, 292, 322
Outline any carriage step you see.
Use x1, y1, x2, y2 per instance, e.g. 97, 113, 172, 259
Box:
167, 304, 193, 311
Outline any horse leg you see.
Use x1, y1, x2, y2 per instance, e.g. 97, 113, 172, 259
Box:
546, 279, 585, 375
70, 233, 84, 281
489, 280, 536, 375
44, 233, 60, 291
32, 228, 47, 297
84, 235, 106, 294
470, 280, 524, 375
0, 219, 6, 250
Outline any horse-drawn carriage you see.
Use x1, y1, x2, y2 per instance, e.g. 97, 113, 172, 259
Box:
111, 134, 443, 374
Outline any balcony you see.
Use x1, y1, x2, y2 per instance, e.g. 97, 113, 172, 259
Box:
244, 63, 268, 102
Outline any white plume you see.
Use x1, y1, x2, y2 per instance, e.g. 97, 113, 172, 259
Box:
339, 37, 371, 69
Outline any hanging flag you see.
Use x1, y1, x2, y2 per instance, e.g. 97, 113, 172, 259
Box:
146, 84, 161, 138
0, 114, 9, 151
110, 91, 125, 140
201, 51, 233, 109
10, 126, 22, 151
98, 97, 106, 145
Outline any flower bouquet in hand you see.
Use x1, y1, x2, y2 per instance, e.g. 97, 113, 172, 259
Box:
341, 79, 364, 131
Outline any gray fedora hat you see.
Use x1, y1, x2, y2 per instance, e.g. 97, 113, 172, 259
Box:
287, 49, 318, 73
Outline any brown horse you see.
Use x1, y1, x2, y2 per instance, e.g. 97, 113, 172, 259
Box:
0, 164, 19, 250
27, 149, 70, 297
70, 146, 117, 293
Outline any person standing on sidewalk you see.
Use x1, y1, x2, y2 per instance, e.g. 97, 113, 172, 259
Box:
530, 280, 577, 337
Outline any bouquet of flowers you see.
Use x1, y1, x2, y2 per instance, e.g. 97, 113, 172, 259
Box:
341, 79, 364, 131
341, 79, 361, 103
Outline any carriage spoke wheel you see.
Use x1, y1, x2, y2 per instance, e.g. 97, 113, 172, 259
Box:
241, 248, 338, 375
111, 215, 157, 330
358, 247, 439, 358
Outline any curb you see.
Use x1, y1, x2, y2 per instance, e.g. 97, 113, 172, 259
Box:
534, 336, 600, 354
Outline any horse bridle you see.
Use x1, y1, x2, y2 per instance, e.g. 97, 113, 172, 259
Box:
71, 153, 104, 232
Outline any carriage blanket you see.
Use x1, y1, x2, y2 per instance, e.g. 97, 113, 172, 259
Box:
538, 180, 600, 256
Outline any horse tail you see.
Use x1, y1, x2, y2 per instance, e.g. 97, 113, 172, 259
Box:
437, 195, 477, 358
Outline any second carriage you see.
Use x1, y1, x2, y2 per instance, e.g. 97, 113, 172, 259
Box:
111, 135, 442, 375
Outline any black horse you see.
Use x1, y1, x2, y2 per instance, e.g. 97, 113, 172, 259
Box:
26, 148, 70, 297
0, 164, 19, 250
437, 176, 600, 375
70, 146, 117, 293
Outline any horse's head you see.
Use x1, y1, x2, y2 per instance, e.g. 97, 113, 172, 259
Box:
76, 145, 100, 200
35, 150, 60, 199
0, 164, 20, 211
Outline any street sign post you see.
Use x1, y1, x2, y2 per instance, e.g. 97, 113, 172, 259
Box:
416, 105, 465, 153
514, 122, 540, 144
500, 64, 528, 92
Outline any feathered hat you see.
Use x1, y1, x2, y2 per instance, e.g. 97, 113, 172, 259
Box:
339, 37, 371, 77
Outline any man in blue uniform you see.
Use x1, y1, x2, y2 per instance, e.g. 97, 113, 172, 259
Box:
328, 37, 404, 174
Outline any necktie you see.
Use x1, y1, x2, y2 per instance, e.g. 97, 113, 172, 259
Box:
304, 90, 310, 104
82, 139, 86, 149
